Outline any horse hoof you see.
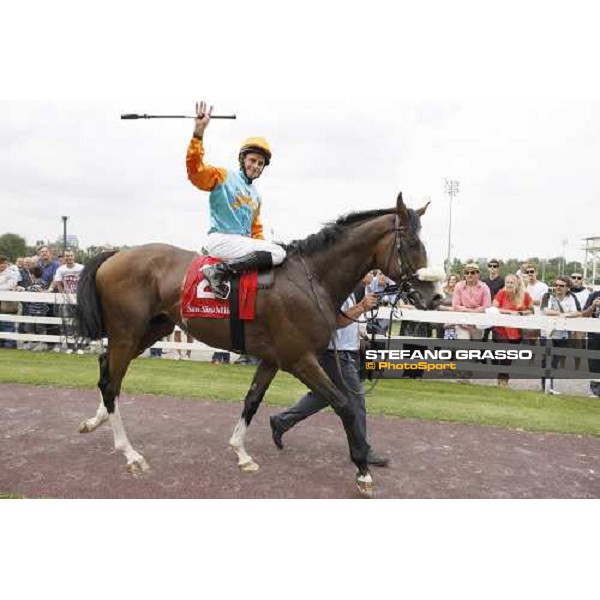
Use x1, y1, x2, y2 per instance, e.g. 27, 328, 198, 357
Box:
126, 457, 150, 474
356, 473, 374, 499
78, 417, 107, 434
78, 419, 94, 434
239, 460, 260, 473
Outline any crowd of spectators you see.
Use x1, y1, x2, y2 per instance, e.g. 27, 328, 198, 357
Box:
435, 260, 599, 394
0, 245, 85, 353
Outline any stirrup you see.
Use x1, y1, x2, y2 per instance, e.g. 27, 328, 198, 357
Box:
202, 264, 231, 300
212, 281, 231, 300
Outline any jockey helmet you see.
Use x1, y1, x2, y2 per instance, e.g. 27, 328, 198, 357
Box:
239, 137, 272, 166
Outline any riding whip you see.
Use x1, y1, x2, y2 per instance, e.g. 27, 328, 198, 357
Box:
121, 113, 237, 120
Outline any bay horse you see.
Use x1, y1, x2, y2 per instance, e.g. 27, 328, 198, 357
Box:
74, 192, 437, 497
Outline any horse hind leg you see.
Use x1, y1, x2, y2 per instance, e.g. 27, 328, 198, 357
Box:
91, 321, 174, 471
78, 355, 110, 434
78, 394, 109, 433
110, 403, 149, 474
230, 361, 278, 472
100, 341, 149, 473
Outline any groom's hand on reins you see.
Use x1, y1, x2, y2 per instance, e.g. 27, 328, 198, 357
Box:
360, 293, 378, 312
194, 100, 213, 139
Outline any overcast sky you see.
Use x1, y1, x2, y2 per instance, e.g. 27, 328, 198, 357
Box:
4, 0, 600, 268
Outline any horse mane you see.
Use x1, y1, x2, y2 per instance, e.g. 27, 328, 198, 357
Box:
283, 208, 395, 256
283, 207, 419, 256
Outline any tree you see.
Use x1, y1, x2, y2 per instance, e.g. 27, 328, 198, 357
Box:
449, 257, 464, 275
0, 233, 28, 262
454, 256, 585, 284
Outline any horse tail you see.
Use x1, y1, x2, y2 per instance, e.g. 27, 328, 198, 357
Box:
74, 251, 119, 340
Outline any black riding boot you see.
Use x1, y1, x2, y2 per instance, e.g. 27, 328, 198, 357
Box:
202, 251, 273, 299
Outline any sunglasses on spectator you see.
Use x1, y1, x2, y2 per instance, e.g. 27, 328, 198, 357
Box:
555, 283, 566, 287
464, 270, 478, 275
571, 275, 582, 280
488, 263, 499, 268
525, 269, 536, 274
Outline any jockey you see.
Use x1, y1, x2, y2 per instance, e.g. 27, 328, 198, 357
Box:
186, 100, 286, 299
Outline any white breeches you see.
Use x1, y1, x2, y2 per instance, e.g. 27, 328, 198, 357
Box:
206, 232, 286, 265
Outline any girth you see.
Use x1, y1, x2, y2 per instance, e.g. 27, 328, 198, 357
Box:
228, 269, 275, 354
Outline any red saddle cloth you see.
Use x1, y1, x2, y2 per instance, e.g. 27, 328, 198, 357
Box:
181, 256, 258, 320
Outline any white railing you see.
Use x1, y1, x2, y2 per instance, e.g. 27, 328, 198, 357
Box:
0, 290, 222, 358
2, 290, 600, 353
377, 306, 600, 334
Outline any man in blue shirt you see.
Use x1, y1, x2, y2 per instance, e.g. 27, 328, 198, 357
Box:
38, 246, 60, 289
36, 246, 60, 351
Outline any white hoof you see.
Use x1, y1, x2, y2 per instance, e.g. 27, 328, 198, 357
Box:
126, 454, 150, 474
239, 459, 260, 473
230, 440, 260, 473
78, 419, 98, 434
78, 416, 108, 434
356, 472, 374, 499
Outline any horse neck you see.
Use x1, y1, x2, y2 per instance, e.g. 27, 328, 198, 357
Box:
310, 215, 392, 308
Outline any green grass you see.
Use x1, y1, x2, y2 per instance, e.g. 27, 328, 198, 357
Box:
1, 349, 600, 438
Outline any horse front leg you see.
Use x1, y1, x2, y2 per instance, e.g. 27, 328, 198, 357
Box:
230, 361, 278, 472
289, 354, 373, 498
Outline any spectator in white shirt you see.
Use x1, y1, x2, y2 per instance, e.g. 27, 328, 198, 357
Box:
0, 256, 19, 348
539, 276, 581, 394
54, 249, 85, 354
522, 263, 549, 314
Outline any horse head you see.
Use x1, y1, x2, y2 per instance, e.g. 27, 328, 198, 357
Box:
373, 192, 443, 309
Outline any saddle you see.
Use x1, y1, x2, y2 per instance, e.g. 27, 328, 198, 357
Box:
181, 255, 275, 354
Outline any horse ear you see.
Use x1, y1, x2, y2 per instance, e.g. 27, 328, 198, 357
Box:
416, 198, 431, 217
396, 191, 409, 226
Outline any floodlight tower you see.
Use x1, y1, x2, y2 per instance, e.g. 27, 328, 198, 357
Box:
561, 238, 568, 275
444, 179, 460, 273
61, 216, 69, 252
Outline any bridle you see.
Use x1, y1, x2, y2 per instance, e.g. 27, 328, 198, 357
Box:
338, 212, 426, 325
382, 213, 425, 307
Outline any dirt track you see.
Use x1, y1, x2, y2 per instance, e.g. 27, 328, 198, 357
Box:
1, 383, 599, 498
